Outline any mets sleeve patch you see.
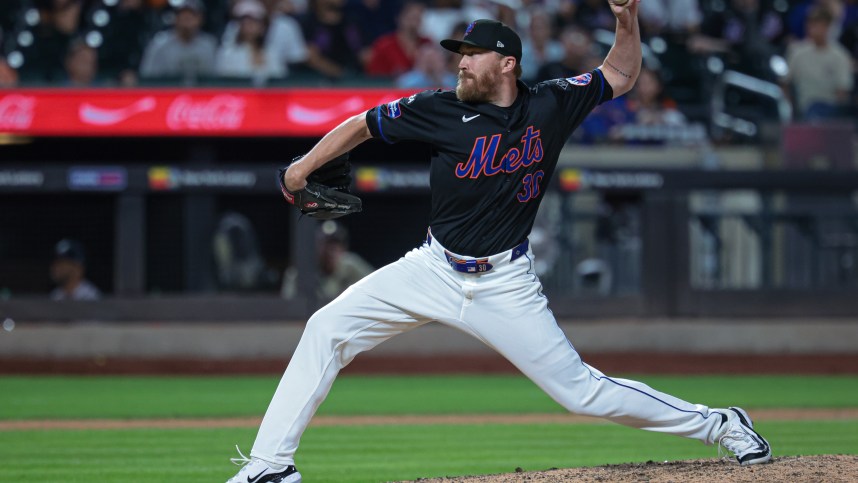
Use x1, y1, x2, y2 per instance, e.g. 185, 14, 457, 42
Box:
566, 73, 592, 86
384, 99, 402, 119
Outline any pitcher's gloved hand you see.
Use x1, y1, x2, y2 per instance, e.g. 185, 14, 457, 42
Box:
278, 153, 362, 219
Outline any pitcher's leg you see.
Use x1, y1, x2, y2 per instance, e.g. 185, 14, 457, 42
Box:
250, 246, 458, 465
568, 355, 724, 442
463, 304, 724, 444
251, 286, 429, 465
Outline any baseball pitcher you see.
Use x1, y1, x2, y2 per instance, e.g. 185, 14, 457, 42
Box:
227, 3, 771, 482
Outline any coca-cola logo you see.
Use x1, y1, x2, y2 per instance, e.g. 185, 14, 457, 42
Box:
80, 97, 156, 126
0, 95, 35, 130
166, 95, 246, 131
286, 96, 366, 126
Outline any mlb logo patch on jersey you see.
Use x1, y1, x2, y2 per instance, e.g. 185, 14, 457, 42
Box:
385, 100, 402, 119
566, 73, 592, 86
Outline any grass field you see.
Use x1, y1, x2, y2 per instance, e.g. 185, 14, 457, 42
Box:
2, 375, 857, 482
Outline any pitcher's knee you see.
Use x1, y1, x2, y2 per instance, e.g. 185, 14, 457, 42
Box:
303, 308, 341, 342
540, 373, 605, 416
303, 303, 370, 361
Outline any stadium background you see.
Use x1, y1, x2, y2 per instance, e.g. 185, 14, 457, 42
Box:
0, 0, 857, 481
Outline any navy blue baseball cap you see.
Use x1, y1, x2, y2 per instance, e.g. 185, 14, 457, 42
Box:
441, 19, 522, 63
54, 239, 86, 264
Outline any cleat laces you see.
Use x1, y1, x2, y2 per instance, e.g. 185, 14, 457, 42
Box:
718, 427, 759, 460
230, 444, 252, 466
227, 445, 255, 483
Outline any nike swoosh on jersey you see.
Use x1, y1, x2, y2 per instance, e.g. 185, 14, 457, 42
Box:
462, 114, 480, 122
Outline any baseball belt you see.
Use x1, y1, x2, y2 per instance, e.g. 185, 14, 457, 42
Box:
426, 232, 529, 274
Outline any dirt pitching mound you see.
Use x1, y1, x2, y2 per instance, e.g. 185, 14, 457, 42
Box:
407, 455, 857, 482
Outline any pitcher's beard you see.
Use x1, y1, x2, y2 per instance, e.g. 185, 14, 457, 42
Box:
456, 69, 500, 103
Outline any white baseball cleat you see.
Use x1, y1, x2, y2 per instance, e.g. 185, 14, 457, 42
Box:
227, 446, 302, 483
716, 407, 772, 465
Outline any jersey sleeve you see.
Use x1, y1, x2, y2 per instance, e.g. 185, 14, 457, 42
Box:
365, 90, 439, 144
540, 68, 614, 137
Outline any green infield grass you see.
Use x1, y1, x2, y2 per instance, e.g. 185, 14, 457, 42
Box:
1, 374, 857, 420
1, 420, 856, 482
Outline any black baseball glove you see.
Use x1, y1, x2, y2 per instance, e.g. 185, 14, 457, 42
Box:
278, 153, 362, 220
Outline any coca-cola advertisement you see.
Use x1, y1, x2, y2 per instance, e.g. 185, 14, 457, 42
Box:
0, 88, 409, 137
166, 95, 246, 131
79, 97, 157, 126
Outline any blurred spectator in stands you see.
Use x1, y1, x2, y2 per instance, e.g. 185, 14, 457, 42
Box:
552, 0, 577, 32
396, 44, 457, 88
569, 0, 615, 32
50, 239, 101, 301
300, 0, 365, 79
364, 1, 429, 77
139, 0, 216, 82
617, 67, 687, 128
840, 4, 858, 99
490, 0, 518, 30
83, 0, 149, 86
577, 68, 686, 144
785, 5, 854, 119
222, 0, 308, 78
443, 20, 468, 75
216, 0, 285, 83
536, 25, 596, 81
266, 0, 307, 16
348, 0, 401, 46
689, 0, 786, 81
638, 0, 704, 106
44, 0, 83, 36
0, 57, 18, 87
637, 0, 702, 38
421, 0, 462, 43
520, 8, 563, 82
281, 221, 373, 305
63, 37, 98, 86
5, 0, 84, 83
788, 0, 852, 41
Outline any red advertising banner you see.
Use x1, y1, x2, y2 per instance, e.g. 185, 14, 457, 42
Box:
0, 88, 415, 137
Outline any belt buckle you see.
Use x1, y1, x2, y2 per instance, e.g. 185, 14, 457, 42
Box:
447, 252, 493, 273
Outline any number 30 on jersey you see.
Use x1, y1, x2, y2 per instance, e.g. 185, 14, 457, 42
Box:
517, 170, 544, 202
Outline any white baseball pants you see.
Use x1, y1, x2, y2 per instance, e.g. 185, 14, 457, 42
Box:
251, 237, 726, 465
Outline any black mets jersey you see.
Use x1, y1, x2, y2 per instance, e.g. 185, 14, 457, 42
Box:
366, 69, 614, 256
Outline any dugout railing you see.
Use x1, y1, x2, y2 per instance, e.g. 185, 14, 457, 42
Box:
1, 163, 857, 321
